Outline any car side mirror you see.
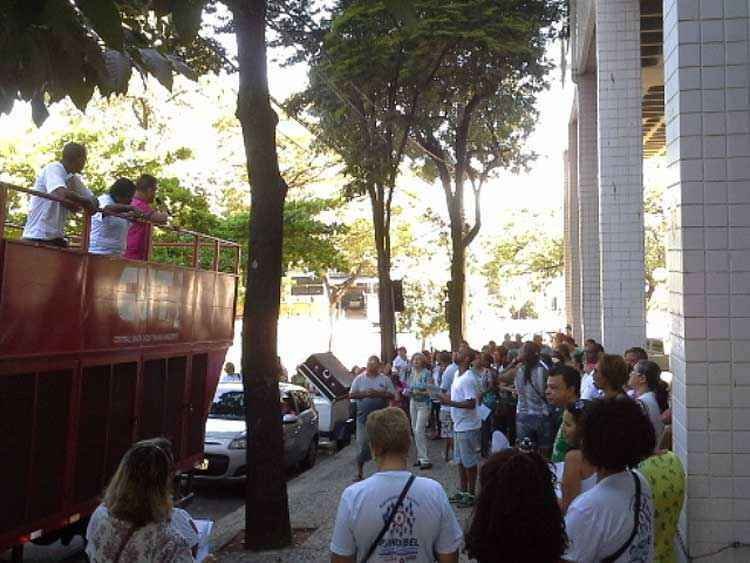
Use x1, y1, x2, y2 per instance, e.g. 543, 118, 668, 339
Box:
283, 413, 299, 424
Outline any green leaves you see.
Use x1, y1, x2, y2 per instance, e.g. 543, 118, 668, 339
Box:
76, 0, 124, 49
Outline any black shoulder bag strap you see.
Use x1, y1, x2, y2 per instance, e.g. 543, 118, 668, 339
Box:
602, 471, 642, 563
360, 474, 416, 563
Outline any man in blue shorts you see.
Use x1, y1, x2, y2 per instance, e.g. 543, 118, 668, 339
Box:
441, 348, 482, 508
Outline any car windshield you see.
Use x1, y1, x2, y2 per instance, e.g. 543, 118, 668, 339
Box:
209, 390, 244, 420
210, 388, 299, 420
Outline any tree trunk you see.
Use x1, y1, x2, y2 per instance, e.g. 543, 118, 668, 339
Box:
446, 185, 466, 350
371, 189, 395, 362
232, 0, 291, 550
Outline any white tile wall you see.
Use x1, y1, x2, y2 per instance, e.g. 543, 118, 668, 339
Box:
568, 117, 584, 343
665, 0, 750, 559
595, 0, 647, 354
578, 72, 603, 342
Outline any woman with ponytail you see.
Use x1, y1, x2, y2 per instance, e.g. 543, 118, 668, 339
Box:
465, 449, 567, 562
628, 360, 667, 446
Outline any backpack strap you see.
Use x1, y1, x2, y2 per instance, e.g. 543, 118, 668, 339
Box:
602, 471, 642, 562
360, 474, 416, 563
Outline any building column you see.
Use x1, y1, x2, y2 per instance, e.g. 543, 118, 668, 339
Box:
665, 0, 750, 559
596, 0, 646, 355
568, 114, 583, 343
578, 71, 602, 342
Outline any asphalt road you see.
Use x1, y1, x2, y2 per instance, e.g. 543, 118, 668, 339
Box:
0, 445, 339, 562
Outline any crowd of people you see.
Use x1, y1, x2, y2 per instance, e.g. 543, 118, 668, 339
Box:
337, 333, 685, 562
21, 142, 168, 257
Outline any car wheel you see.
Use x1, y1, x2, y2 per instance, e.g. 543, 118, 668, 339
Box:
301, 436, 318, 470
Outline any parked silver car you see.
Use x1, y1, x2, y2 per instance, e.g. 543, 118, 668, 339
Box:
196, 382, 319, 481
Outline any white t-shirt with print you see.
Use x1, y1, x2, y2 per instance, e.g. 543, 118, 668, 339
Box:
450, 370, 481, 432
330, 471, 463, 562
90, 194, 131, 255
23, 163, 93, 240
564, 470, 654, 563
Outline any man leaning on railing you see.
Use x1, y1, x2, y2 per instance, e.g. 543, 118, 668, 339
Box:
21, 142, 99, 248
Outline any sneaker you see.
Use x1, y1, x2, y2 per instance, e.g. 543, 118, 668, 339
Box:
448, 492, 466, 504
419, 461, 432, 470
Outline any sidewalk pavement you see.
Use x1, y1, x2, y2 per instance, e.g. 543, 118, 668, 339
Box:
212, 432, 476, 562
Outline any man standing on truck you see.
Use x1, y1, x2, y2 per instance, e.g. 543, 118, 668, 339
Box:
124, 174, 169, 260
22, 142, 99, 247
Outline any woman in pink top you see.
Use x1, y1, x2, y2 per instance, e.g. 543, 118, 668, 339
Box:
125, 174, 168, 260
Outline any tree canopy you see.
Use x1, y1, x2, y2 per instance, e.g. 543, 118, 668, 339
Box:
0, 0, 227, 125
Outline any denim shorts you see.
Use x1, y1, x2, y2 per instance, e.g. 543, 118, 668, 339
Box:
454, 429, 481, 468
516, 413, 555, 449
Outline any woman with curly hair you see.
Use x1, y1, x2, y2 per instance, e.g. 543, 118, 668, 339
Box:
465, 449, 567, 562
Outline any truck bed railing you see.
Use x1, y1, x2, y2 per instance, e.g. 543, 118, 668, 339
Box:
0, 181, 241, 274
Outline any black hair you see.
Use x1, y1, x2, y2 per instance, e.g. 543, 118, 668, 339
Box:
564, 400, 591, 447
581, 397, 655, 471
635, 360, 669, 412
625, 347, 649, 361
466, 449, 567, 562
110, 177, 136, 201
62, 142, 86, 161
136, 174, 158, 192
549, 364, 582, 397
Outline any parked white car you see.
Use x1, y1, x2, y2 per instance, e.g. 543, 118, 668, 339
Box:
196, 382, 319, 481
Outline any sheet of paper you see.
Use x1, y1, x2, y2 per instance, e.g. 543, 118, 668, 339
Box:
194, 519, 214, 562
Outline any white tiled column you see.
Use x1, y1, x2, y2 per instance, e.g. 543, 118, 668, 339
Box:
567, 115, 584, 343
596, 0, 647, 355
578, 71, 603, 342
665, 0, 750, 560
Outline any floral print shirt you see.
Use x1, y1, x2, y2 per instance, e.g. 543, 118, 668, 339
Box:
85, 505, 193, 562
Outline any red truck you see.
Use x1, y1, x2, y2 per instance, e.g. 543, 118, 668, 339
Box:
0, 181, 240, 558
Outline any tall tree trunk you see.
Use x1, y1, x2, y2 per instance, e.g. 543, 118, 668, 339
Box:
232, 0, 291, 550
446, 186, 466, 350
371, 188, 395, 362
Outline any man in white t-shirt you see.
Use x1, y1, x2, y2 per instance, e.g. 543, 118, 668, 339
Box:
580, 340, 605, 401
439, 352, 459, 461
22, 143, 98, 247
563, 398, 656, 563
441, 349, 482, 507
349, 356, 396, 481
331, 407, 462, 563
90, 178, 142, 255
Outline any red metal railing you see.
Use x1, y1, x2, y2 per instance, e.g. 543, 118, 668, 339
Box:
0, 181, 241, 274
